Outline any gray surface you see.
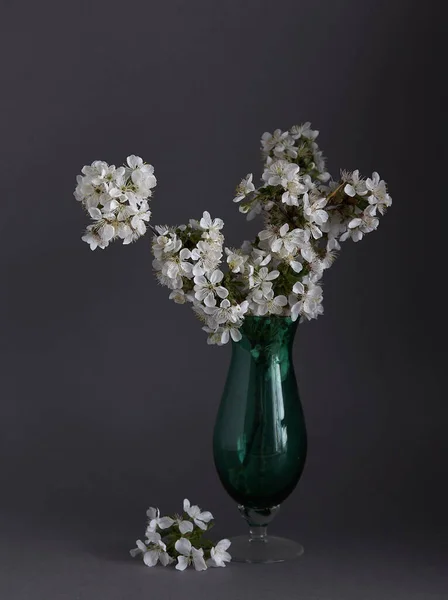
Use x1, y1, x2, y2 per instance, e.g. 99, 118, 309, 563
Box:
1, 0, 447, 598
1, 514, 447, 600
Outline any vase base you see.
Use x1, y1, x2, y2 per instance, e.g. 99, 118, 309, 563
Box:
228, 535, 304, 563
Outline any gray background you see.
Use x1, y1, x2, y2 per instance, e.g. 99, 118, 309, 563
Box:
1, 0, 447, 598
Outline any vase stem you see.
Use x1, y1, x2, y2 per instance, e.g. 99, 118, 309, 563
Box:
249, 526, 268, 542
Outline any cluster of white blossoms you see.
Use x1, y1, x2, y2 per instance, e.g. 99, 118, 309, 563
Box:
130, 499, 231, 571
76, 122, 392, 344
75, 155, 156, 250
150, 212, 250, 344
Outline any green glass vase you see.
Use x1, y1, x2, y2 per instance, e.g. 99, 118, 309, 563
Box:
213, 316, 307, 563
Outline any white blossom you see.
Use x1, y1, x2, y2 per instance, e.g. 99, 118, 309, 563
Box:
366, 172, 392, 215
153, 259, 183, 290
169, 289, 187, 304
204, 298, 247, 325
290, 278, 324, 321
249, 247, 272, 267
161, 248, 193, 280
174, 517, 194, 535
340, 205, 379, 242
127, 155, 157, 194
225, 248, 249, 273
208, 539, 232, 568
183, 499, 214, 530
261, 129, 288, 154
253, 290, 288, 316
152, 233, 182, 259
269, 224, 309, 254
130, 202, 151, 236
194, 270, 229, 307
130, 534, 171, 567
175, 538, 207, 572
249, 266, 279, 294
258, 227, 278, 250
203, 325, 226, 345
300, 244, 317, 264
289, 258, 303, 273
343, 169, 367, 197
233, 174, 255, 202
303, 194, 329, 239
200, 211, 224, 241
281, 177, 307, 206
191, 240, 223, 276
321, 212, 345, 251
129, 539, 147, 559
273, 135, 298, 159
262, 159, 300, 188
289, 122, 319, 140
143, 532, 171, 567
146, 507, 175, 531
81, 225, 109, 250
321, 250, 337, 270
311, 143, 330, 180
220, 323, 243, 344
239, 197, 263, 221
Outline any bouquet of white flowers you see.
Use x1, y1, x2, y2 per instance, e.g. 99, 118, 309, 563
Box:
75, 122, 392, 344
130, 499, 231, 571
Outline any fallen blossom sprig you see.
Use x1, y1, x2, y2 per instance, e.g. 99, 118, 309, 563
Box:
130, 499, 232, 571
76, 121, 392, 342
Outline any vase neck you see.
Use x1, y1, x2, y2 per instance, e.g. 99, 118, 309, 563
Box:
235, 316, 298, 357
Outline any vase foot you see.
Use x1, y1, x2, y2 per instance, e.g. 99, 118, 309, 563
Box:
228, 535, 304, 563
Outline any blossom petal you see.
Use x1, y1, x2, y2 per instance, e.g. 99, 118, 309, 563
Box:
348, 218, 363, 229
216, 539, 231, 552
290, 302, 300, 321
176, 556, 189, 571
206, 557, 219, 568
290, 261, 303, 273
271, 239, 282, 253
192, 548, 207, 571
145, 531, 161, 544
230, 328, 242, 342
344, 184, 356, 197
275, 295, 288, 307
204, 292, 217, 307
88, 207, 102, 220
210, 269, 223, 284
216, 286, 229, 299
158, 517, 175, 529
143, 550, 159, 567
293, 282, 305, 295
127, 155, 143, 169
279, 223, 289, 236
175, 538, 192, 556
194, 518, 208, 530
100, 224, 115, 242
198, 511, 213, 523
266, 270, 280, 281
179, 248, 191, 260
179, 520, 194, 534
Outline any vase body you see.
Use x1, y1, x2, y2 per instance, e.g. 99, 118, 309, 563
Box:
213, 316, 307, 561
